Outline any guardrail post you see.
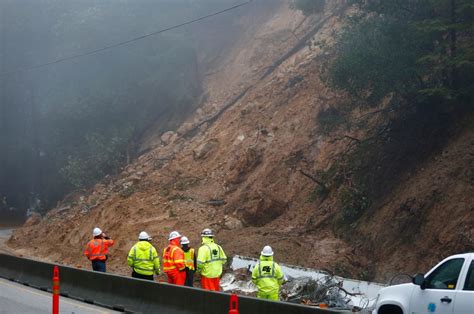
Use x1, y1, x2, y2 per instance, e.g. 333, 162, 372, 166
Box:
229, 293, 239, 314
52, 266, 59, 314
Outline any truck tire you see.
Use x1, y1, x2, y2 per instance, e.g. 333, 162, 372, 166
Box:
378, 305, 403, 314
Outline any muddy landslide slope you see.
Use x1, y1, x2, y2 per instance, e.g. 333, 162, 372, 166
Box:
9, 0, 473, 282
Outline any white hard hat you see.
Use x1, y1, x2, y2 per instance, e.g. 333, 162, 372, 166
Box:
168, 230, 182, 241
261, 245, 274, 256
180, 236, 190, 245
93, 227, 102, 237
139, 231, 151, 240
200, 228, 214, 237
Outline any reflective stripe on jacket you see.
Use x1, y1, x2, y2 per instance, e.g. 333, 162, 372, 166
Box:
251, 255, 284, 295
84, 238, 115, 261
184, 248, 195, 271
127, 241, 160, 276
163, 241, 185, 273
196, 237, 227, 278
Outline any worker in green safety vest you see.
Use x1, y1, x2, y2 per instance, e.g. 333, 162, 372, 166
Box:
180, 236, 197, 287
251, 245, 285, 301
127, 231, 160, 281
196, 228, 227, 291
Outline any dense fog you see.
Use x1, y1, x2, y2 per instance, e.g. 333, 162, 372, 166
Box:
0, 0, 247, 214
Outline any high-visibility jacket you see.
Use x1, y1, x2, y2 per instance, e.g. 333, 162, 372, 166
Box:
163, 241, 185, 273
127, 241, 160, 276
251, 255, 284, 296
197, 237, 227, 278
183, 248, 195, 271
84, 238, 115, 261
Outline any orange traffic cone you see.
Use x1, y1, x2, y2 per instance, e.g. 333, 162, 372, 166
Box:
52, 266, 59, 314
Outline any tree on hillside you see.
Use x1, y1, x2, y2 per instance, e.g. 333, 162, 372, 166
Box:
329, 0, 474, 106
313, 0, 473, 223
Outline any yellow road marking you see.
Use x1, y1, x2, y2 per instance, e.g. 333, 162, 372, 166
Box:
0, 279, 109, 313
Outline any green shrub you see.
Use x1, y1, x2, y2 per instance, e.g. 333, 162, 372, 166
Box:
339, 187, 370, 223
317, 107, 346, 135
120, 186, 137, 198
307, 185, 328, 202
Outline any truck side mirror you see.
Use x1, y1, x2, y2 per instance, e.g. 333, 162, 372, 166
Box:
413, 273, 426, 289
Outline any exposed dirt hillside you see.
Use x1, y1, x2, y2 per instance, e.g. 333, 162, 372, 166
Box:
8, 0, 473, 283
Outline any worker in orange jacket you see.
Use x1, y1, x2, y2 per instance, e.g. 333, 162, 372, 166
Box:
163, 231, 186, 285
84, 227, 115, 272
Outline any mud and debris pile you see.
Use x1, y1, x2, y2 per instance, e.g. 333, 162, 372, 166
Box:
220, 267, 257, 295
221, 256, 383, 311
281, 276, 368, 310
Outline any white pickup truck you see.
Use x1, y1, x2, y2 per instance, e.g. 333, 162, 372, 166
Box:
374, 253, 474, 314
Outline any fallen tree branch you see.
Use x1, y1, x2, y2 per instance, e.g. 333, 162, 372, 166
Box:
338, 286, 364, 297
355, 107, 393, 122
299, 169, 327, 189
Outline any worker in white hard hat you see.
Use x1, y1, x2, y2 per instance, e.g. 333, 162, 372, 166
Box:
84, 227, 115, 272
180, 236, 197, 287
251, 245, 285, 300
163, 230, 186, 285
197, 228, 227, 291
127, 231, 160, 281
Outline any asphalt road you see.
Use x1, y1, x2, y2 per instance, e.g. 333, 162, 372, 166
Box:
0, 277, 119, 314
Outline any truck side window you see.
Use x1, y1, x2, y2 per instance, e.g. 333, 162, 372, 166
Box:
425, 258, 464, 290
463, 261, 474, 291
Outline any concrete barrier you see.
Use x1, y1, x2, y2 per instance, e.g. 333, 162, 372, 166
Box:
0, 253, 343, 313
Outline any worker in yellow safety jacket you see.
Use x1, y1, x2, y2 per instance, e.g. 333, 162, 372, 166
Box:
127, 231, 160, 281
196, 228, 227, 291
180, 236, 197, 287
251, 245, 285, 300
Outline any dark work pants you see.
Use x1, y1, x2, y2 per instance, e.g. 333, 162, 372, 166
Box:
132, 270, 154, 281
91, 260, 106, 272
185, 269, 195, 287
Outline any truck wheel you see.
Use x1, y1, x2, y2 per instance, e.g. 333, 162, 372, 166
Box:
378, 305, 403, 314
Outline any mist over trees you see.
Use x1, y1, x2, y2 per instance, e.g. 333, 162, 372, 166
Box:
0, 0, 244, 213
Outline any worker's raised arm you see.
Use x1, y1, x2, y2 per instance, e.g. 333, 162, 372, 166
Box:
104, 238, 115, 247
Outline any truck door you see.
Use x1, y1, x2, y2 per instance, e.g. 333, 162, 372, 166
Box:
409, 258, 465, 314
453, 260, 474, 314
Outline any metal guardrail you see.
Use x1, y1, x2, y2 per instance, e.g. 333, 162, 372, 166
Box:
0, 253, 344, 313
